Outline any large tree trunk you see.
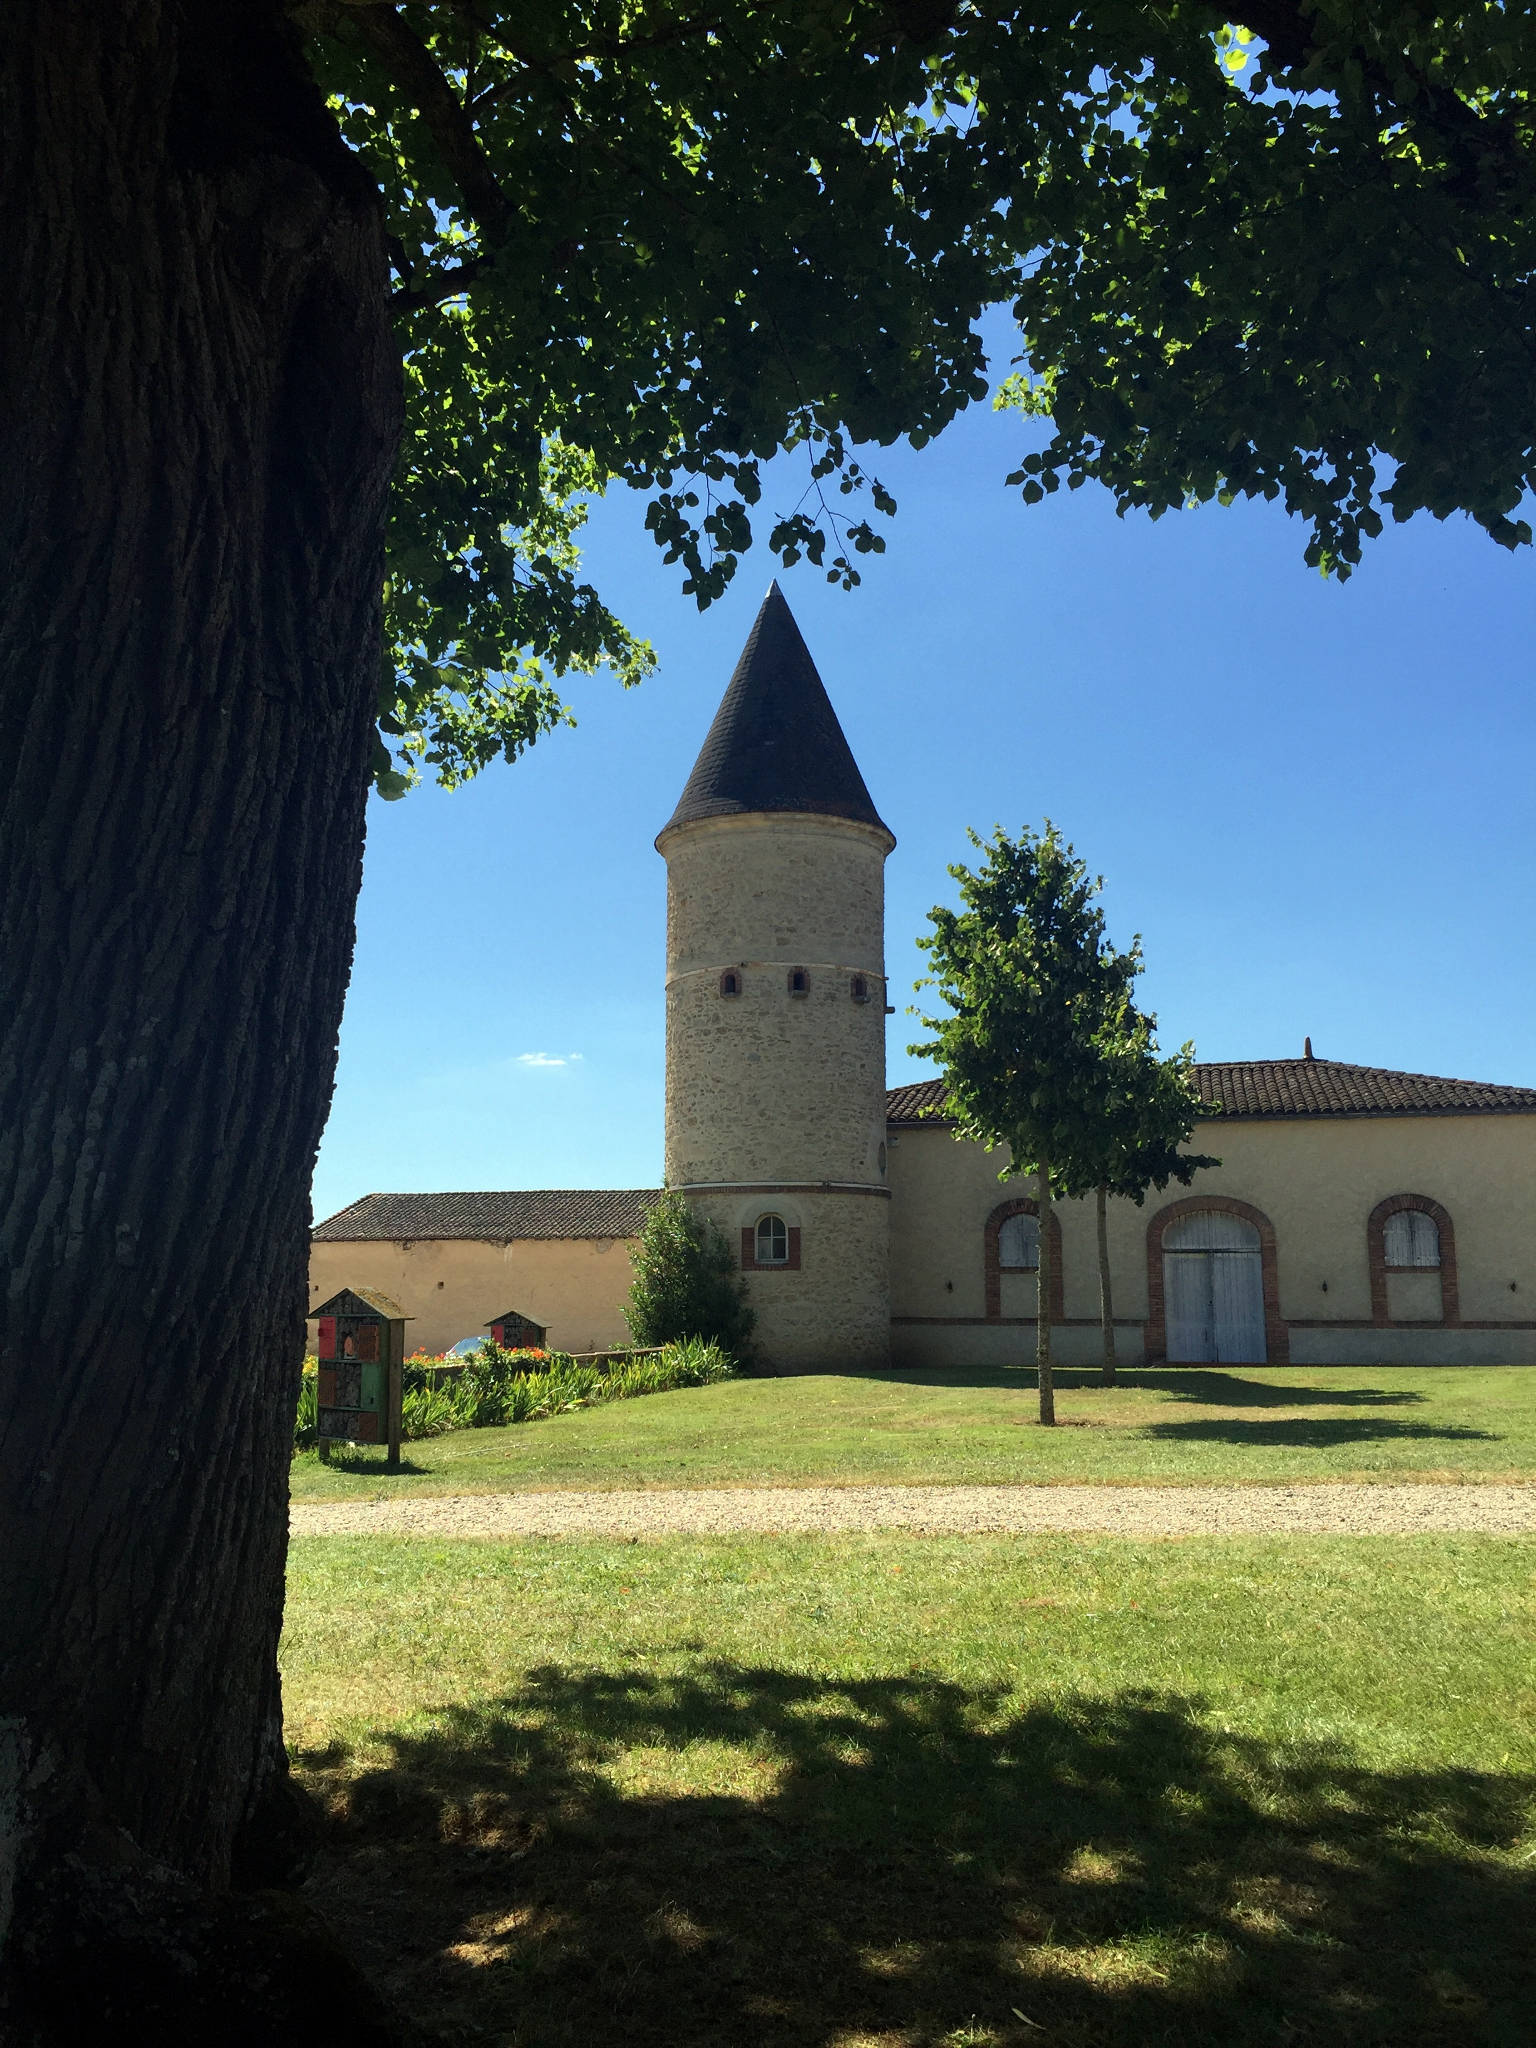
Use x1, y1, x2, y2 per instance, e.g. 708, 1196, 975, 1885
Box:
0, 0, 401, 2028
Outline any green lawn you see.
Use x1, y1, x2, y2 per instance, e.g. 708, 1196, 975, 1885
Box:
284, 1530, 1536, 2046
289, 1364, 1536, 1500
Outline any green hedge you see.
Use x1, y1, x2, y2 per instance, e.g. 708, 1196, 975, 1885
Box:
294, 1336, 735, 1451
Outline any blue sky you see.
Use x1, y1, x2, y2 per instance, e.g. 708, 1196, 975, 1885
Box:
311, 373, 1535, 1223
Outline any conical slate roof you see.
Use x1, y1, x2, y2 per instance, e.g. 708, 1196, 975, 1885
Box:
659, 584, 893, 841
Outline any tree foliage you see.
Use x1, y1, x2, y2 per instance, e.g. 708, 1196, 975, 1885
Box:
914, 823, 1221, 1393
912, 825, 1135, 1178
625, 1189, 757, 1359
912, 823, 1143, 1420
1052, 1016, 1219, 1213
293, 0, 1535, 795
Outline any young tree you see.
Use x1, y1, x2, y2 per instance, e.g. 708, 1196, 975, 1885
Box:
1056, 1023, 1219, 1386
625, 1192, 756, 1363
912, 825, 1138, 1425
5, 0, 1532, 2017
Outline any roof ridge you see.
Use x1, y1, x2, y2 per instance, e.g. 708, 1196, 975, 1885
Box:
884, 1061, 1536, 1121
313, 1188, 661, 1241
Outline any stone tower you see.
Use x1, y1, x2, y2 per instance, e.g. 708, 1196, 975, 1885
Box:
656, 584, 895, 1371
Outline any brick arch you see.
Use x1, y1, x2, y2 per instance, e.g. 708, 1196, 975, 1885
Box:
1367, 1193, 1459, 1326
1145, 1195, 1288, 1366
984, 1196, 1064, 1322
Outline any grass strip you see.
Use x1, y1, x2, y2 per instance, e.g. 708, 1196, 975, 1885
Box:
289, 1363, 1536, 1499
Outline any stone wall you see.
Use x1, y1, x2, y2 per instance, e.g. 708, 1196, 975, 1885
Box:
659, 809, 894, 1370
690, 1187, 892, 1372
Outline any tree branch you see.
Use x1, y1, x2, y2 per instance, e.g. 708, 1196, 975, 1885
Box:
392, 252, 495, 310
348, 3, 510, 237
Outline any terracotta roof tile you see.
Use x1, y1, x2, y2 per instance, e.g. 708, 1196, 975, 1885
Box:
886, 1060, 1536, 1125
313, 1189, 659, 1241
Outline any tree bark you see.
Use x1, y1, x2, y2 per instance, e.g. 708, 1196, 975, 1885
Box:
1097, 1184, 1117, 1386
0, 0, 401, 2021
1035, 1163, 1056, 1426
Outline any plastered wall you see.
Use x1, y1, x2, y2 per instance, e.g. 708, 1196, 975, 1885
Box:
307, 1236, 637, 1357
888, 1112, 1536, 1366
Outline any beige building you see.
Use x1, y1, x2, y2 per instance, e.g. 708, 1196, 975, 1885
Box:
310, 1191, 652, 1358
312, 587, 1536, 1371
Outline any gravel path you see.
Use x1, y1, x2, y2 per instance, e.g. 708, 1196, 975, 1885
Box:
292, 1482, 1536, 1540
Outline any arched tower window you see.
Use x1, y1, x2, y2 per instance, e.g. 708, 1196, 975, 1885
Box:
850, 973, 870, 1003
788, 967, 810, 996
739, 1212, 801, 1271
755, 1214, 789, 1264
719, 969, 741, 997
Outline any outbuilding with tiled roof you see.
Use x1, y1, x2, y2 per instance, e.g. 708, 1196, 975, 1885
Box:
309, 1190, 658, 1358
883, 1047, 1536, 1370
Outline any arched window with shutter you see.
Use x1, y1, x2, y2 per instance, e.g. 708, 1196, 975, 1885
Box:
1369, 1196, 1457, 1325
984, 1199, 1062, 1321
998, 1212, 1040, 1271
1383, 1210, 1440, 1268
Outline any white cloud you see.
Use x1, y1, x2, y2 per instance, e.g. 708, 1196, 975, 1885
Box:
516, 1052, 568, 1068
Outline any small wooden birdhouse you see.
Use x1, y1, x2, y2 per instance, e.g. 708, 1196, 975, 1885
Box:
312, 1287, 411, 1466
486, 1307, 547, 1351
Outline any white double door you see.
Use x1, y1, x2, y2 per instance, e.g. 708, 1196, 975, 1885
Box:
1163, 1212, 1266, 1363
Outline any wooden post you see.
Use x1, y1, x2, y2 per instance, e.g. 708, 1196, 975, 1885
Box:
386, 1320, 403, 1472
1097, 1183, 1118, 1387
1036, 1160, 1056, 1426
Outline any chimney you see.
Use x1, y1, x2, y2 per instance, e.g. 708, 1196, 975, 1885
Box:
1304, 1036, 1314, 1060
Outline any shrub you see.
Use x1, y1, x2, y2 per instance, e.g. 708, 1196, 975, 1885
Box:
624, 1189, 755, 1361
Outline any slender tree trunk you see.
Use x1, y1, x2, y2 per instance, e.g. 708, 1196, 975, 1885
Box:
1035, 1163, 1056, 1425
1, 0, 402, 2028
1097, 1184, 1118, 1386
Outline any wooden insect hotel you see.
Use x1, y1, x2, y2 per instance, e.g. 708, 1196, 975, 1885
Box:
312, 1286, 411, 1468
486, 1307, 548, 1351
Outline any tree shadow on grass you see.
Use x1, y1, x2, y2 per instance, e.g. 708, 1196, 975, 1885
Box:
1144, 1417, 1497, 1449
308, 1449, 432, 1476
1121, 1371, 1426, 1410
852, 1367, 1428, 1411
296, 1668, 1535, 2048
